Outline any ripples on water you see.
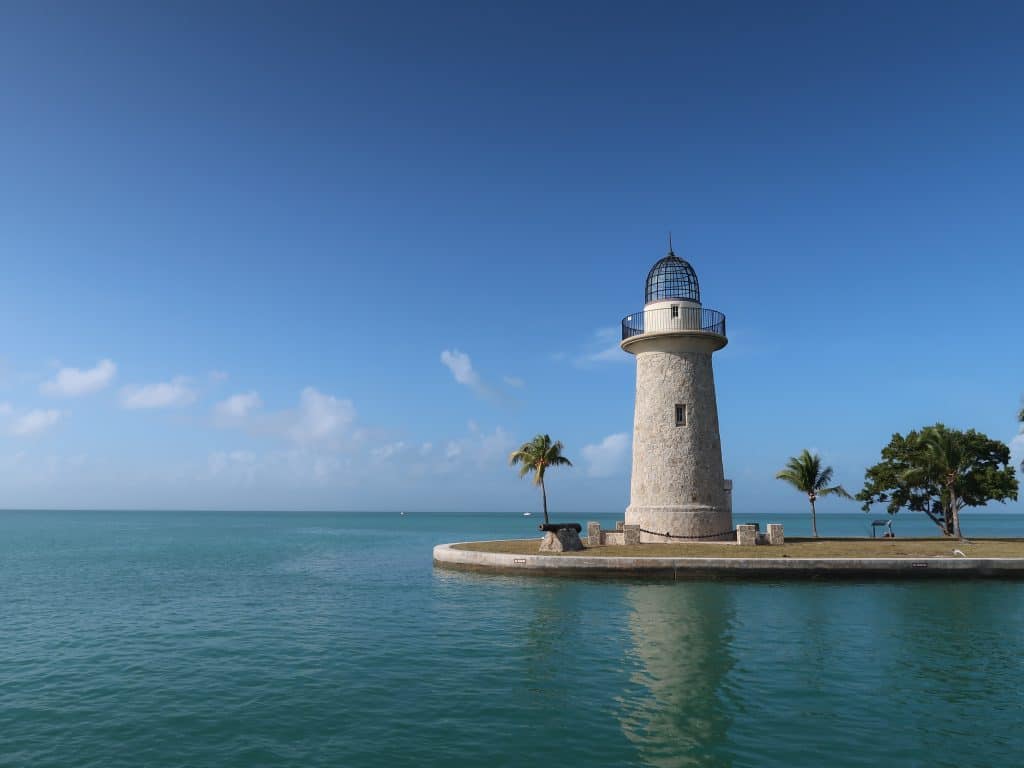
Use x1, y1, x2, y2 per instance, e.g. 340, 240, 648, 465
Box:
2, 511, 1023, 767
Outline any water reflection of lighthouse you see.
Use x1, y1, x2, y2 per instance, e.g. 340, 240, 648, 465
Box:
618, 585, 736, 768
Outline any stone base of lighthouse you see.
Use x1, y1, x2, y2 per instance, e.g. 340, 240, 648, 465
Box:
626, 497, 733, 543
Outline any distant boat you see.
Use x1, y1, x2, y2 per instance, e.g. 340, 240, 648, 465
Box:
399, 512, 406, 516
523, 512, 532, 517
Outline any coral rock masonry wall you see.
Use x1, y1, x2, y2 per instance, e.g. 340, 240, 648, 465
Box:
624, 334, 731, 541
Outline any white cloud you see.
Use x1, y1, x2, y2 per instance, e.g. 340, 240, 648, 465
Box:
10, 409, 62, 436
440, 349, 480, 388
440, 349, 513, 403
0, 402, 11, 415
206, 447, 353, 486
582, 432, 631, 477
1012, 432, 1024, 471
287, 387, 355, 445
575, 328, 628, 366
436, 425, 513, 471
371, 441, 407, 461
211, 386, 356, 449
503, 376, 525, 389
214, 391, 263, 424
209, 370, 229, 382
41, 359, 116, 397
120, 377, 197, 409
209, 450, 259, 482
309, 453, 343, 480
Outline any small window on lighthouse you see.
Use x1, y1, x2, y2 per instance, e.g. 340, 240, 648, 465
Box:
675, 404, 687, 426
670, 305, 679, 318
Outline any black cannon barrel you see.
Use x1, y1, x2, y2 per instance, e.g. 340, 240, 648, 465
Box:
538, 523, 582, 533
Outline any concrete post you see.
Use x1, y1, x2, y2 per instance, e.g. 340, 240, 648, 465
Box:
737, 524, 758, 546
623, 524, 641, 545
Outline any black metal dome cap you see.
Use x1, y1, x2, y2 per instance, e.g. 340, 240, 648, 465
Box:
645, 243, 700, 304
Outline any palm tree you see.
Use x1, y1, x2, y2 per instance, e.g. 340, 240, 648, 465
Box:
903, 426, 971, 539
509, 434, 573, 525
776, 450, 852, 538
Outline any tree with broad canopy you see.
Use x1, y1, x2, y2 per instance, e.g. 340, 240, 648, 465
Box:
857, 423, 1018, 538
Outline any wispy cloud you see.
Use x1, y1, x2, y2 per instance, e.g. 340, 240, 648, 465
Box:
581, 432, 631, 477
214, 391, 263, 425
440, 349, 480, 388
10, 409, 62, 436
440, 349, 523, 401
371, 441, 407, 462
41, 359, 116, 397
287, 387, 355, 445
205, 447, 354, 486
575, 328, 628, 366
437, 423, 513, 471
208, 450, 259, 482
120, 377, 197, 409
213, 386, 356, 449
203, 416, 515, 491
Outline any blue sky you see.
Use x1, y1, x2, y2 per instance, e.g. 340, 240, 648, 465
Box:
1, 1, 1021, 513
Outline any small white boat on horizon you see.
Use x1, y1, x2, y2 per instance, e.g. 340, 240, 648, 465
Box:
523, 512, 532, 517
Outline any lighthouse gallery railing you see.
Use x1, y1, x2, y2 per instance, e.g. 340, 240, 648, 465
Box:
621, 306, 726, 340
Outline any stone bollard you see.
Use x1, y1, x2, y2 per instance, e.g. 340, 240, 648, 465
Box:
587, 521, 602, 547
767, 524, 785, 545
737, 524, 758, 546
623, 524, 640, 545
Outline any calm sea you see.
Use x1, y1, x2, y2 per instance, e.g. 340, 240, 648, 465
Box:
2, 510, 1024, 767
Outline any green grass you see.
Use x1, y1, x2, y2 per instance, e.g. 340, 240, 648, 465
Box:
453, 538, 1024, 558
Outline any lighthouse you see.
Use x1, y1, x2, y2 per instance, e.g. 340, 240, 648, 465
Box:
621, 239, 732, 541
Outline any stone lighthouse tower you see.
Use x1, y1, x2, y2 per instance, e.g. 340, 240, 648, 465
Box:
621, 239, 732, 541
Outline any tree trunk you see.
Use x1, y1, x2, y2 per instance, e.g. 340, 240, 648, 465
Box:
541, 478, 549, 525
809, 495, 818, 538
951, 490, 962, 540
924, 503, 949, 535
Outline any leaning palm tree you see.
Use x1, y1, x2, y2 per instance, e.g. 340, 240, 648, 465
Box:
509, 434, 573, 525
776, 450, 852, 537
903, 426, 971, 539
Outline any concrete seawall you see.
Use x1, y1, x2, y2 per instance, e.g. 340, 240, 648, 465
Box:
433, 542, 1024, 580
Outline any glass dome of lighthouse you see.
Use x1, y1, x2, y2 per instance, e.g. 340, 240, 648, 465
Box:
645, 238, 700, 305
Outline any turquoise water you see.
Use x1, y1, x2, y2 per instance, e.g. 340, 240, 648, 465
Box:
3, 510, 1024, 767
